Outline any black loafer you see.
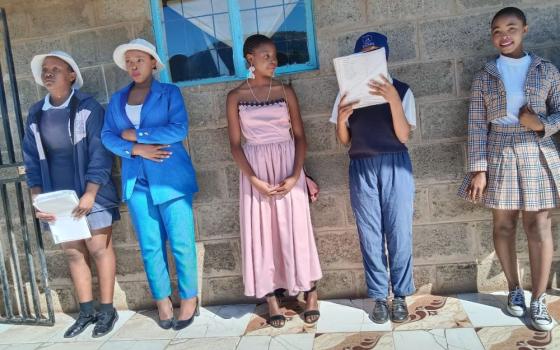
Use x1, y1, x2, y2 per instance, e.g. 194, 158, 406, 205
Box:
391, 297, 409, 323
370, 299, 389, 324
64, 312, 97, 338
92, 309, 119, 338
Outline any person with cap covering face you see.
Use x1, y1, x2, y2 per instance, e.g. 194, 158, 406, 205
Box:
101, 39, 199, 331
22, 51, 120, 337
330, 32, 417, 324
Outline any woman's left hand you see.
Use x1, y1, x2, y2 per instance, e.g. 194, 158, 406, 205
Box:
271, 175, 298, 196
519, 105, 544, 132
121, 129, 137, 142
73, 192, 95, 218
368, 76, 400, 104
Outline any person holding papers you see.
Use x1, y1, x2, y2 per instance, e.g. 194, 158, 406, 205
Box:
22, 51, 120, 337
102, 39, 199, 331
330, 33, 416, 324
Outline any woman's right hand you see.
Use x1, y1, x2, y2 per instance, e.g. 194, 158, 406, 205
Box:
250, 177, 277, 197
337, 94, 358, 125
467, 171, 487, 202
132, 144, 172, 162
35, 209, 56, 223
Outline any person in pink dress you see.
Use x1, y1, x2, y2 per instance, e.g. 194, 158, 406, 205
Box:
226, 34, 323, 328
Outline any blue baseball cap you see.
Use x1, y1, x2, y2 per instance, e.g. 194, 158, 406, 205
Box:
354, 32, 389, 59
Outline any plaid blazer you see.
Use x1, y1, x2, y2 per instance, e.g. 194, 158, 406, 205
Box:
467, 53, 560, 173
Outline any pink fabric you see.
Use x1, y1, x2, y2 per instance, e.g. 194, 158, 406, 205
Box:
238, 100, 323, 298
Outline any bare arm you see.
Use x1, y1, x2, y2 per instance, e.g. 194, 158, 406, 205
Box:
335, 94, 357, 145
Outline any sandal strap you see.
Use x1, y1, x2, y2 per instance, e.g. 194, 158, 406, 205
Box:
303, 310, 320, 317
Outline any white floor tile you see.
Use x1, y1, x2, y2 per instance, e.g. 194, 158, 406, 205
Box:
316, 299, 391, 333
236, 335, 271, 349
98, 339, 170, 350
167, 337, 240, 350
269, 333, 315, 350
393, 329, 484, 350
457, 292, 528, 327
175, 304, 255, 338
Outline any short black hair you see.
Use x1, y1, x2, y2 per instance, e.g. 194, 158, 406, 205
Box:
243, 34, 274, 58
491, 7, 527, 27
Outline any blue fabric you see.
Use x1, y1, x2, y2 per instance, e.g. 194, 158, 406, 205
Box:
349, 151, 415, 299
348, 79, 410, 159
22, 90, 120, 213
127, 180, 197, 300
40, 108, 75, 191
102, 79, 198, 205
354, 32, 389, 58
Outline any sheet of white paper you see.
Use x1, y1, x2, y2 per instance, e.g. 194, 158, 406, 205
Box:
33, 190, 91, 244
333, 47, 389, 109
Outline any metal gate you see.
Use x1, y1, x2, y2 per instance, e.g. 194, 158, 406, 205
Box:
0, 8, 54, 326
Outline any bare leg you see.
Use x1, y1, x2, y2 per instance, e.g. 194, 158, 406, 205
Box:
61, 240, 93, 302
492, 209, 521, 290
521, 210, 553, 297
84, 227, 116, 304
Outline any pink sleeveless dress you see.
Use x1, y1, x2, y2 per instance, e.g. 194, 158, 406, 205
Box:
238, 98, 322, 298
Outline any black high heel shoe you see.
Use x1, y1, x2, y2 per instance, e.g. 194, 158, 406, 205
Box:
158, 296, 174, 330
173, 297, 199, 331
266, 292, 286, 328
303, 286, 320, 324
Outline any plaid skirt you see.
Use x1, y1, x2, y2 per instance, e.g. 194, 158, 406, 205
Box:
458, 124, 560, 211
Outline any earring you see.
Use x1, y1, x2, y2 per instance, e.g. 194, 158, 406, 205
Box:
247, 65, 255, 79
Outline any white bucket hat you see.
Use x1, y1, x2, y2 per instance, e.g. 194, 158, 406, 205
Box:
113, 38, 165, 72
30, 51, 83, 89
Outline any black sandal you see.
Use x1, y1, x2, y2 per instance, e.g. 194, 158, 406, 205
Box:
303, 286, 320, 324
266, 292, 286, 328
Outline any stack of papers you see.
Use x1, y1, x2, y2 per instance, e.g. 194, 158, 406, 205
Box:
333, 47, 389, 109
33, 190, 91, 244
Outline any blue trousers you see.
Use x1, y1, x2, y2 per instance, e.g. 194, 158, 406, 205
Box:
349, 152, 415, 300
127, 180, 197, 300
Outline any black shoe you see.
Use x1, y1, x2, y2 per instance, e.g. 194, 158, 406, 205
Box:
370, 299, 389, 324
173, 297, 200, 331
303, 286, 320, 324
158, 297, 175, 330
391, 297, 409, 323
64, 312, 97, 338
92, 308, 119, 338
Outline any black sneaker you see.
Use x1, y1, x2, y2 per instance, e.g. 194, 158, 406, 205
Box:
64, 312, 97, 338
391, 297, 409, 323
370, 299, 389, 324
92, 309, 119, 338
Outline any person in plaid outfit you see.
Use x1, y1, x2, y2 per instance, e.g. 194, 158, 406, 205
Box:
458, 7, 559, 331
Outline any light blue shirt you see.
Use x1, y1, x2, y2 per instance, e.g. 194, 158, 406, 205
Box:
492, 54, 532, 125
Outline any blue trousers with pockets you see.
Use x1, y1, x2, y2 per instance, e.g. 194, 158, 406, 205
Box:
127, 180, 198, 300
349, 151, 415, 300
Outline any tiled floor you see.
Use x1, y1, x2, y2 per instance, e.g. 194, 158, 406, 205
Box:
0, 292, 558, 349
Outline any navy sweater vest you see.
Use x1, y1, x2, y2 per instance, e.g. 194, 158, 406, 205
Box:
348, 79, 410, 159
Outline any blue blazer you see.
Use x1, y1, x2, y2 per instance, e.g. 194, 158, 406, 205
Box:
102, 79, 198, 205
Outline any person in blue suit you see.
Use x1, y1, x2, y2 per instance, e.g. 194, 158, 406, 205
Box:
101, 39, 199, 331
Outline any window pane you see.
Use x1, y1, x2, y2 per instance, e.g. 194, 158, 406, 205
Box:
256, 0, 283, 7
163, 0, 234, 82
239, 0, 255, 10
240, 0, 310, 67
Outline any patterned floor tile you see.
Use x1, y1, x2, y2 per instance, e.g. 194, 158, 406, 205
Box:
477, 326, 560, 350
392, 295, 472, 331
457, 292, 528, 327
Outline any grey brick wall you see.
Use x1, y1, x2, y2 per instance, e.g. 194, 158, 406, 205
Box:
2, 0, 560, 312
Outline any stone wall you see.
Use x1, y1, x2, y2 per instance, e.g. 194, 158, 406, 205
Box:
1, 0, 559, 312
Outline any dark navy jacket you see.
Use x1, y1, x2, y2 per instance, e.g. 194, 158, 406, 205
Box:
22, 90, 120, 212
